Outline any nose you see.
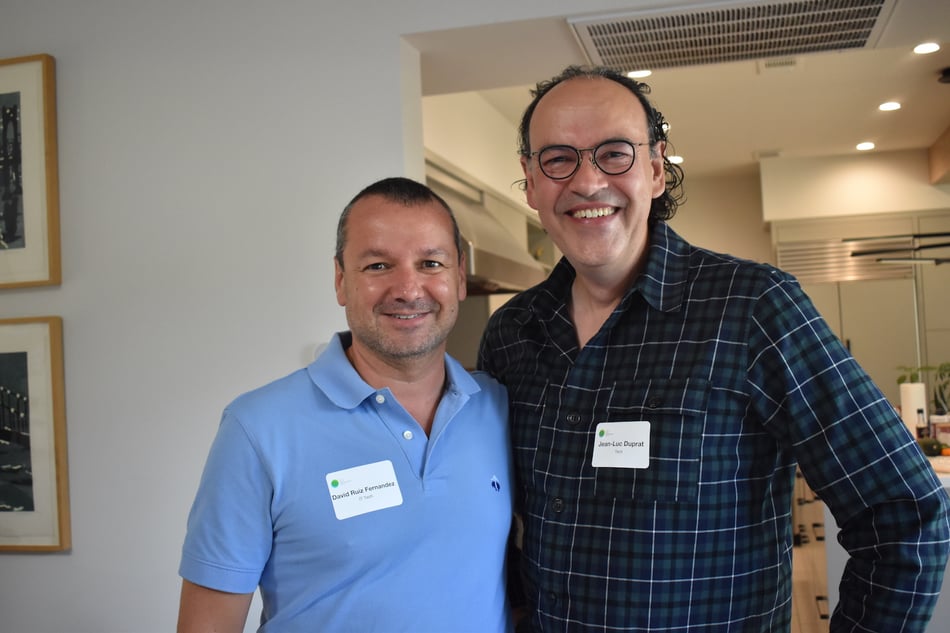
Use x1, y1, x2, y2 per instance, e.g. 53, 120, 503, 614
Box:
568, 149, 610, 196
390, 267, 425, 301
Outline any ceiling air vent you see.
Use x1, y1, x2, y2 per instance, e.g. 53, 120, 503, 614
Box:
568, 0, 895, 70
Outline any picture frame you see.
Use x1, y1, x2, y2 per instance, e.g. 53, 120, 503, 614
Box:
0, 54, 60, 289
0, 316, 70, 551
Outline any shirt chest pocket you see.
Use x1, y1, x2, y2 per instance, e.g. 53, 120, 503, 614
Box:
595, 378, 709, 503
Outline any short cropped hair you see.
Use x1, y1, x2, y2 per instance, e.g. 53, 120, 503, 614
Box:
335, 177, 463, 268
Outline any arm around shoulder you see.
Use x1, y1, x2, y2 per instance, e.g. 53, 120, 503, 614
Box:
177, 579, 253, 633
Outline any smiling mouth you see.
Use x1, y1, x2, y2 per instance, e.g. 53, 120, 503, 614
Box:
380, 300, 435, 320
570, 207, 616, 219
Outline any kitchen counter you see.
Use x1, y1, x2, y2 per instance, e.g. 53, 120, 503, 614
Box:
927, 455, 950, 478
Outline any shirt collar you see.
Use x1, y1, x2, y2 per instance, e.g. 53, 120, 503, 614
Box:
531, 222, 691, 320
306, 331, 480, 410
635, 221, 690, 313
529, 221, 690, 318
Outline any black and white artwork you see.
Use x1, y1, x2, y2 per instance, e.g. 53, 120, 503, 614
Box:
0, 92, 23, 250
0, 316, 69, 551
0, 351, 32, 512
0, 54, 59, 289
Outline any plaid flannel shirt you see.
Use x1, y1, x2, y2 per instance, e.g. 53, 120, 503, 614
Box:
478, 221, 950, 632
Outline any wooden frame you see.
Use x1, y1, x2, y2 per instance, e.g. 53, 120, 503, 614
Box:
0, 54, 60, 289
0, 316, 69, 551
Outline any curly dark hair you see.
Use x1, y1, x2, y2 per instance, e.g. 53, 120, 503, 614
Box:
518, 65, 685, 223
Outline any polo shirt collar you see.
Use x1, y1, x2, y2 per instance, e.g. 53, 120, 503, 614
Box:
307, 331, 480, 410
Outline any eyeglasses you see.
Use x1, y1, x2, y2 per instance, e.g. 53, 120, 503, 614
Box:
529, 140, 649, 180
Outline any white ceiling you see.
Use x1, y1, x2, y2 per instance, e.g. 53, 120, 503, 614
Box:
407, 0, 950, 178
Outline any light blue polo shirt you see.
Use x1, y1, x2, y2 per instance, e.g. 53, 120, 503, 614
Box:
180, 332, 514, 632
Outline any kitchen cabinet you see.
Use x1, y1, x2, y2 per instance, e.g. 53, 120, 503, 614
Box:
801, 277, 918, 406
918, 214, 950, 376
775, 210, 950, 405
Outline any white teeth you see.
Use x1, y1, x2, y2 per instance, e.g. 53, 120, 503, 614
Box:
392, 314, 421, 319
572, 207, 615, 219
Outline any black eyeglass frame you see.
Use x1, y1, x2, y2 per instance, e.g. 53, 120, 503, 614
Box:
528, 140, 650, 180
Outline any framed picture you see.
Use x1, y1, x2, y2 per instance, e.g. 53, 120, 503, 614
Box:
0, 54, 60, 289
0, 316, 69, 551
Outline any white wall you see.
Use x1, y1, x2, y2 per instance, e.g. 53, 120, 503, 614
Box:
761, 149, 950, 221
0, 1, 629, 631
669, 171, 774, 264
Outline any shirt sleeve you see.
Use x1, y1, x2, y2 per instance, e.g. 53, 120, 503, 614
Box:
179, 409, 274, 594
747, 268, 950, 632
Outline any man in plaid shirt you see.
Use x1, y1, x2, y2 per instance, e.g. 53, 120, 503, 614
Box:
478, 65, 950, 632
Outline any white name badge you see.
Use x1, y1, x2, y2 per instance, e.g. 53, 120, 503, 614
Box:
326, 460, 403, 520
591, 421, 650, 469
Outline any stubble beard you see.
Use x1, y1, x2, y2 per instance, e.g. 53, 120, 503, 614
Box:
348, 303, 453, 364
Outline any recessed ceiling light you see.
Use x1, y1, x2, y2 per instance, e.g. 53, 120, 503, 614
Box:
627, 70, 652, 79
914, 42, 940, 55
667, 155, 684, 164
879, 101, 901, 111
856, 142, 875, 151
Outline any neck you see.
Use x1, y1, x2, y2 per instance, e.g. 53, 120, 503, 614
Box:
345, 343, 447, 435
569, 258, 644, 350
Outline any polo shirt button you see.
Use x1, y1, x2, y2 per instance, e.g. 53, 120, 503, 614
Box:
551, 498, 564, 513
375, 394, 385, 404
566, 413, 581, 425
403, 430, 413, 440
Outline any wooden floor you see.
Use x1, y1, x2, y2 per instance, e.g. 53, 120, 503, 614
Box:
791, 474, 830, 633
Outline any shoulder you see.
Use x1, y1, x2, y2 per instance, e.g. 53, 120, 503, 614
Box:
224, 367, 314, 421
484, 276, 561, 334
683, 242, 801, 303
491, 285, 540, 315
482, 292, 539, 354
656, 222, 789, 287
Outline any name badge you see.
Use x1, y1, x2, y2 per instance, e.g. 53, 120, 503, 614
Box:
591, 421, 650, 469
326, 460, 403, 520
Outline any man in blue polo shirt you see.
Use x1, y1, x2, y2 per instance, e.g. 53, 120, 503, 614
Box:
177, 177, 514, 632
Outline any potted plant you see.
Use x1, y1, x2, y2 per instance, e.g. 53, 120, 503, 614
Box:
896, 365, 937, 386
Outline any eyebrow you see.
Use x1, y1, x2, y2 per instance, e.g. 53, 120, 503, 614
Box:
352, 247, 452, 260
418, 247, 452, 259
540, 136, 640, 149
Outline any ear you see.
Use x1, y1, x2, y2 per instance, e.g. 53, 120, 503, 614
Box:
650, 141, 667, 199
334, 258, 346, 307
521, 154, 540, 211
457, 251, 468, 302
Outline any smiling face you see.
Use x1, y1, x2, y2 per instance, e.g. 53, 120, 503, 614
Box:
334, 194, 466, 367
521, 76, 667, 284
